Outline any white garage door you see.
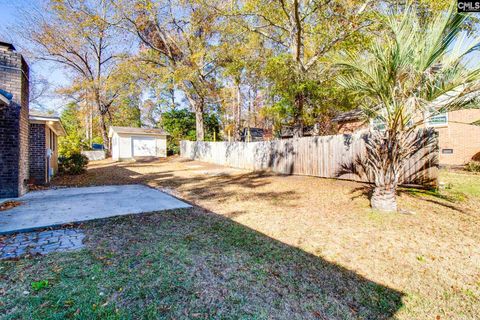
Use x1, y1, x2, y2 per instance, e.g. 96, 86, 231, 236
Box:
132, 136, 156, 157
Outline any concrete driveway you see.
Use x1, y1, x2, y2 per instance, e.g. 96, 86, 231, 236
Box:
0, 185, 191, 234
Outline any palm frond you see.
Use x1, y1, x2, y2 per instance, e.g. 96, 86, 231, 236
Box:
424, 5, 468, 69
335, 1, 480, 131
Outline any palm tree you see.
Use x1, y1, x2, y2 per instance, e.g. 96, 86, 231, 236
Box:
336, 3, 480, 212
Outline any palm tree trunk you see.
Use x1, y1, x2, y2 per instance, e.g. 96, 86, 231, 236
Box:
371, 185, 397, 212
365, 130, 403, 213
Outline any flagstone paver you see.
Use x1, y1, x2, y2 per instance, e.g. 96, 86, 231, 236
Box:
0, 229, 85, 259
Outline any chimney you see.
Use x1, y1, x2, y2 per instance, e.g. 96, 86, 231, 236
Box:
0, 41, 30, 198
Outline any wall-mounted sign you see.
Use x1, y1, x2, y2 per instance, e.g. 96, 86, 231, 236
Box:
458, 1, 480, 12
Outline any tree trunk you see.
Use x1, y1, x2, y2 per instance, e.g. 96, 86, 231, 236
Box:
234, 83, 242, 141
293, 93, 304, 138
371, 185, 397, 212
99, 112, 110, 153
183, 87, 205, 141
92, 88, 110, 153
195, 106, 204, 141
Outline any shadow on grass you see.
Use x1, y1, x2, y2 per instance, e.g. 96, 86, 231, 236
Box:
0, 207, 404, 319
348, 184, 469, 214
52, 158, 296, 207
398, 187, 472, 214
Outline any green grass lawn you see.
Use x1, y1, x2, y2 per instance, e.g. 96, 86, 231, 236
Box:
0, 209, 402, 320
401, 168, 480, 204
440, 169, 480, 198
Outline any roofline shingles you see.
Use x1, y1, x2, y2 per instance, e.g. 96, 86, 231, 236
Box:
110, 126, 169, 136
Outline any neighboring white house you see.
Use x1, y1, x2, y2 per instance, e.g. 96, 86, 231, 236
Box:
108, 126, 168, 161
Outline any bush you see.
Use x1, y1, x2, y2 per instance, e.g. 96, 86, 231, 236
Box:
161, 109, 220, 155
465, 161, 480, 172
59, 133, 84, 157
58, 153, 89, 175
167, 136, 180, 155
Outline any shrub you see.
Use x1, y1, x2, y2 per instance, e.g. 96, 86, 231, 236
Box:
465, 161, 480, 172
59, 132, 84, 157
58, 153, 89, 175
167, 136, 180, 155
161, 109, 220, 155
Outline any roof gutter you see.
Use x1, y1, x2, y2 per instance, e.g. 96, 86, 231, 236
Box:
0, 94, 10, 105
29, 116, 66, 136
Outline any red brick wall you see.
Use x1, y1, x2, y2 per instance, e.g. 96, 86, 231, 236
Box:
336, 120, 367, 134
0, 45, 29, 197
29, 123, 46, 185
335, 109, 480, 166
18, 56, 30, 194
436, 109, 480, 166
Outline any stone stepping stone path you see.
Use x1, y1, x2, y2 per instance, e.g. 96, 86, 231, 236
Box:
0, 229, 85, 260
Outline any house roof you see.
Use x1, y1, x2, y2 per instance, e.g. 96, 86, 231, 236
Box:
332, 109, 364, 122
333, 82, 480, 123
29, 111, 66, 136
242, 127, 264, 137
0, 41, 15, 51
29, 110, 59, 118
280, 125, 318, 137
0, 89, 13, 105
108, 126, 169, 137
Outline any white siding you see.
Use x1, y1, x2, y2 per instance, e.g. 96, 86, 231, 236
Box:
132, 136, 156, 157
119, 134, 132, 159
156, 136, 167, 157
112, 133, 120, 161
111, 131, 167, 161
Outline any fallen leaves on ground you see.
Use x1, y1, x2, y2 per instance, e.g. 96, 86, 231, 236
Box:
0, 201, 23, 211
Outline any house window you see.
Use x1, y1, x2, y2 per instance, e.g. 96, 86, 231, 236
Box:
50, 130, 55, 151
370, 117, 413, 131
371, 117, 386, 131
427, 109, 448, 126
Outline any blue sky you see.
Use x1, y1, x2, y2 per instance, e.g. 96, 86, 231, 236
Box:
0, 0, 72, 113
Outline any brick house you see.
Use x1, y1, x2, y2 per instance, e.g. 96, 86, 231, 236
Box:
29, 111, 66, 185
333, 108, 480, 166
0, 42, 65, 198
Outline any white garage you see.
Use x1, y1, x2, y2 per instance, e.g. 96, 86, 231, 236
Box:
108, 126, 168, 161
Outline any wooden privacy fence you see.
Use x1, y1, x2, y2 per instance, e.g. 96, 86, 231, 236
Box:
181, 131, 439, 186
